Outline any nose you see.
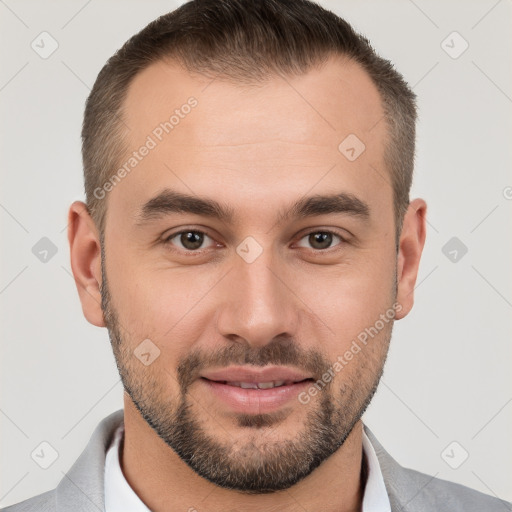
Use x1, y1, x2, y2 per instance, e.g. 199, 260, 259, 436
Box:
215, 246, 300, 348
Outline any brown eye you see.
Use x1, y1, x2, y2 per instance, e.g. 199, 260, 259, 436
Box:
296, 231, 344, 251
165, 230, 213, 251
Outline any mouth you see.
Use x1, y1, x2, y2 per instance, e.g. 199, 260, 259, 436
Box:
202, 378, 311, 389
200, 365, 313, 384
199, 378, 314, 414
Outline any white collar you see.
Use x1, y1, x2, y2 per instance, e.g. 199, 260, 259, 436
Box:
361, 426, 392, 511
104, 422, 391, 511
104, 422, 150, 512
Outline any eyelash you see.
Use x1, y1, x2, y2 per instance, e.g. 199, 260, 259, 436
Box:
162, 228, 348, 254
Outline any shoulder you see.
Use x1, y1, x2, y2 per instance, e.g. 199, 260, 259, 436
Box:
1, 409, 124, 512
0, 489, 55, 512
363, 424, 512, 512
396, 465, 511, 512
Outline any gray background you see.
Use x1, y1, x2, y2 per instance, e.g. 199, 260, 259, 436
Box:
1, 0, 511, 508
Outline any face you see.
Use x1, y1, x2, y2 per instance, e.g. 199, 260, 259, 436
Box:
82, 56, 417, 493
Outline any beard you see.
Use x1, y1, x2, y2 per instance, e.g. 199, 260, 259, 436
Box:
100, 243, 392, 494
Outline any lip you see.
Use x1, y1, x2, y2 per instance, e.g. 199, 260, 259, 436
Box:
200, 365, 312, 383
200, 379, 312, 414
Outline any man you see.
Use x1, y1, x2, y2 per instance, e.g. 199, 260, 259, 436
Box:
2, 0, 510, 511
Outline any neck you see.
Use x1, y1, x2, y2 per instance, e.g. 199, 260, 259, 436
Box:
120, 396, 365, 512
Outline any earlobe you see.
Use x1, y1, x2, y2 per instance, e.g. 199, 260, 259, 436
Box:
395, 198, 427, 320
67, 201, 106, 327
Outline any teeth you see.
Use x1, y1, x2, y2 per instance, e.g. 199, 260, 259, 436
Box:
258, 381, 282, 389
225, 380, 287, 389
240, 382, 258, 389
256, 381, 275, 389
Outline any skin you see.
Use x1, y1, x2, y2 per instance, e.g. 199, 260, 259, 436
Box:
68, 56, 426, 512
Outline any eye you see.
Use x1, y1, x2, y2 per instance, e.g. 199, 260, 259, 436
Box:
296, 230, 345, 251
164, 230, 217, 251
162, 228, 347, 254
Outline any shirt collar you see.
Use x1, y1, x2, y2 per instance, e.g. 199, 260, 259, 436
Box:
104, 422, 391, 512
361, 426, 392, 511
104, 422, 150, 512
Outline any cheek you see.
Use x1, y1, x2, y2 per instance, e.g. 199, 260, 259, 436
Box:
295, 263, 395, 380
324, 316, 393, 398
106, 250, 221, 354
299, 260, 396, 340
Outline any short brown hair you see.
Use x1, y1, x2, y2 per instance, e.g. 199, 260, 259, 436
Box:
82, 0, 417, 238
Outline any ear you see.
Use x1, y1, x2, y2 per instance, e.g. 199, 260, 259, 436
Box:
67, 201, 105, 327
395, 198, 427, 320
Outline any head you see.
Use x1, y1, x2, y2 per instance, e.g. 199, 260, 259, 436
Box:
69, 0, 426, 494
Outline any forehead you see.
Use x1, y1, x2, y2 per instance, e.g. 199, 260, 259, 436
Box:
122, 56, 385, 147
108, 56, 390, 228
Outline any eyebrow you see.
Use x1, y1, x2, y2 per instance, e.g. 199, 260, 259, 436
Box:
135, 188, 370, 226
